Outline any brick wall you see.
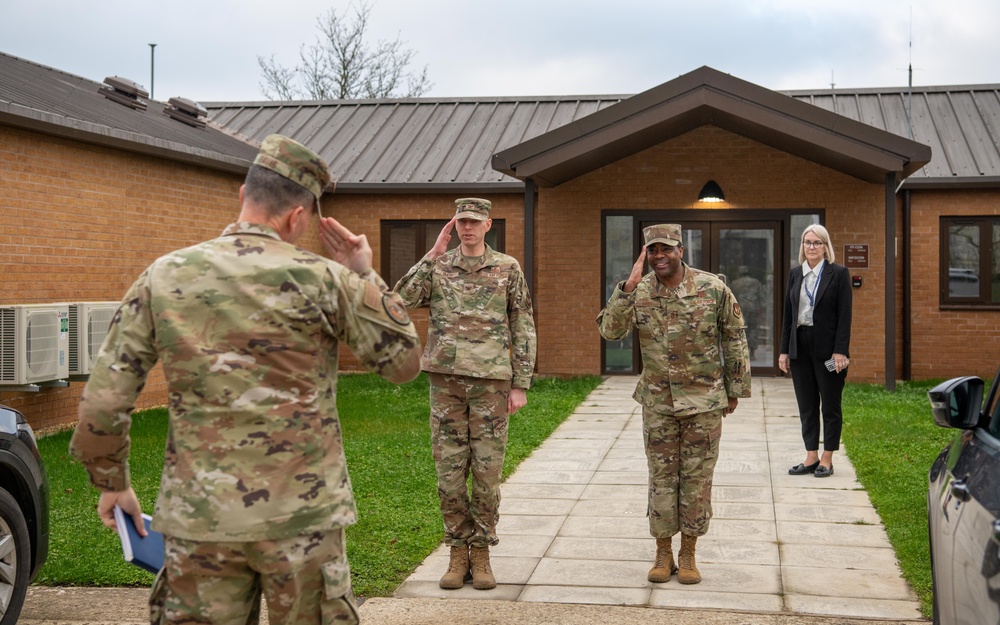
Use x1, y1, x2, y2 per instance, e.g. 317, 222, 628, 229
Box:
533, 126, 890, 383
0, 126, 252, 431
907, 188, 1000, 381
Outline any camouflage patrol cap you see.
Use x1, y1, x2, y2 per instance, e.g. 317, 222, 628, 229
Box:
454, 198, 491, 221
253, 134, 332, 207
643, 224, 682, 247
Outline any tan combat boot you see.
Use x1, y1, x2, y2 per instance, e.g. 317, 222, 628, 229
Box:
647, 537, 677, 582
469, 545, 497, 590
439, 545, 470, 589
677, 534, 701, 584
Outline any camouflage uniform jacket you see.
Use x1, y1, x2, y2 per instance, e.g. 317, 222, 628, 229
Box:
394, 245, 536, 388
596, 262, 751, 416
69, 222, 420, 542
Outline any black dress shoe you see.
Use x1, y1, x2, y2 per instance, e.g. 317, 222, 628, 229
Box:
789, 461, 820, 475
814, 464, 834, 478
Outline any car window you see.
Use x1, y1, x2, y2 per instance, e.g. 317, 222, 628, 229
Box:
983, 371, 1000, 438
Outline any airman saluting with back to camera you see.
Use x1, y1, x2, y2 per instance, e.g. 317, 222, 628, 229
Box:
70, 134, 421, 625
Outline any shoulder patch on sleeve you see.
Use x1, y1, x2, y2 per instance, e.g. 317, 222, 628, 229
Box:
363, 281, 382, 311
383, 295, 411, 325
733, 302, 743, 318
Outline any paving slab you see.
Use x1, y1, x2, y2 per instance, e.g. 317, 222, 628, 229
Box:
649, 588, 785, 612
500, 482, 586, 499
500, 497, 578, 516
782, 565, 916, 600
519, 585, 651, 605
711, 485, 774, 503
778, 543, 901, 570
527, 558, 653, 588
776, 521, 894, 549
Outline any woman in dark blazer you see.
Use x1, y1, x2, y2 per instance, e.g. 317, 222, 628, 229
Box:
778, 224, 852, 478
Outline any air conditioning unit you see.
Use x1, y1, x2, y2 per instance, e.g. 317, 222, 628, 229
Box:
0, 304, 70, 385
68, 302, 119, 376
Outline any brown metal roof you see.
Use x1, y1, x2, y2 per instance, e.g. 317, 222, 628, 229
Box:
785, 84, 1000, 188
204, 96, 625, 192
206, 70, 1000, 191
0, 52, 259, 174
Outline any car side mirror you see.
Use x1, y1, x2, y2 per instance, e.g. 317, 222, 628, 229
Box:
928, 376, 985, 429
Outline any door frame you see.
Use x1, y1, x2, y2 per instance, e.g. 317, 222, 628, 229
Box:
600, 208, 825, 376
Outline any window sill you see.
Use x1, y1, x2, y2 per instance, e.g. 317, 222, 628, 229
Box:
939, 304, 1000, 311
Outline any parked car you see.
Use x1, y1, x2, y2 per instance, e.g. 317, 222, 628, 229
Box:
0, 405, 49, 625
927, 368, 1000, 625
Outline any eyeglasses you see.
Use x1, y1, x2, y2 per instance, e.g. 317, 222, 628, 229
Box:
802, 240, 825, 248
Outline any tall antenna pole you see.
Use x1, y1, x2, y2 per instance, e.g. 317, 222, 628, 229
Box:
907, 7, 913, 139
149, 43, 157, 100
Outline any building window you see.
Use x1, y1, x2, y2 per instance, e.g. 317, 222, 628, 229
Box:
380, 220, 505, 288
940, 217, 1000, 306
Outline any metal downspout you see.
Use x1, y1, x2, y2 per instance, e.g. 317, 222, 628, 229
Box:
885, 173, 896, 391
524, 179, 536, 299
902, 190, 912, 380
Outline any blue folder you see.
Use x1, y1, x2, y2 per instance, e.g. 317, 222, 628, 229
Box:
113, 505, 164, 574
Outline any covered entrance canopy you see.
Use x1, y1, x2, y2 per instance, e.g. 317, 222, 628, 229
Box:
493, 66, 931, 388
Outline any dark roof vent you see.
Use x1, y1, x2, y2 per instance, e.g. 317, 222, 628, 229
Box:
163, 97, 208, 129
99, 76, 149, 111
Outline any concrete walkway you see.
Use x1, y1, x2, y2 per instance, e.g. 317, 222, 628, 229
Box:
391, 375, 922, 621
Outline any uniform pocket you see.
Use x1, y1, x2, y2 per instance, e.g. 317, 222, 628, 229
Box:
321, 560, 360, 625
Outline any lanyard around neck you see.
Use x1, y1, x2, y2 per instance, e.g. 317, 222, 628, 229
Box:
805, 263, 824, 307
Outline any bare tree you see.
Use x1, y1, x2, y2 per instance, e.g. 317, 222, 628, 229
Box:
258, 1, 431, 100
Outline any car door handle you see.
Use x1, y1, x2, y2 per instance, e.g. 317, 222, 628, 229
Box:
993, 520, 1000, 546
951, 481, 971, 502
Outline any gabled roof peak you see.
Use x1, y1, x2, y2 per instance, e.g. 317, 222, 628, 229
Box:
493, 65, 931, 186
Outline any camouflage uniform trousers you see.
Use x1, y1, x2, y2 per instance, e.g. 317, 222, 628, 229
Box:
428, 372, 510, 548
642, 407, 724, 538
150, 527, 358, 625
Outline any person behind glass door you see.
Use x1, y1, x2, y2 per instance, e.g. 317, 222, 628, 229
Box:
778, 224, 852, 478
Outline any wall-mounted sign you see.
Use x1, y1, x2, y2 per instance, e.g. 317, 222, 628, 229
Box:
843, 244, 869, 269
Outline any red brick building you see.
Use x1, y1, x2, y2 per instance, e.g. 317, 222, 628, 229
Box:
3, 54, 999, 430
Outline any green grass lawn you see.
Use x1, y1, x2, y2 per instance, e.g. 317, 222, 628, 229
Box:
841, 379, 958, 619
34, 372, 602, 597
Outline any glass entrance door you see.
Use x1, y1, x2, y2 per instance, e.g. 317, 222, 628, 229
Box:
604, 218, 779, 375
716, 224, 777, 371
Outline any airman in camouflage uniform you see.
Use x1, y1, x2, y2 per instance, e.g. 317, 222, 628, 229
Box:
394, 198, 536, 591
597, 224, 750, 586
70, 134, 421, 625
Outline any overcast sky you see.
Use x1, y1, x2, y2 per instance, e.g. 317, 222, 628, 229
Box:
3, 0, 998, 103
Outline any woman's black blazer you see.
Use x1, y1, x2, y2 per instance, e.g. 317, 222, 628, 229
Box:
779, 262, 852, 361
